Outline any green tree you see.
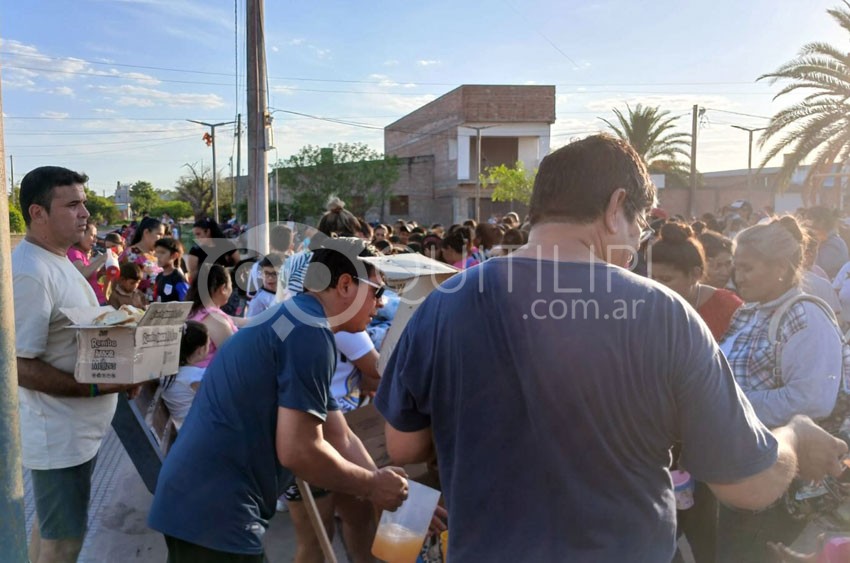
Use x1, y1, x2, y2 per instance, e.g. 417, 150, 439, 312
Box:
757, 2, 850, 195
274, 143, 399, 221
129, 180, 161, 215
84, 188, 121, 225
150, 200, 193, 220
600, 104, 691, 178
480, 161, 536, 205
175, 163, 214, 218
9, 207, 25, 233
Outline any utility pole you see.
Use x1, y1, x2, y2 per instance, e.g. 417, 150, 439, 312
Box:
247, 0, 270, 255
466, 125, 493, 223
0, 64, 28, 563
689, 105, 700, 219
731, 125, 767, 203
235, 114, 242, 177
187, 119, 236, 223
8, 155, 13, 206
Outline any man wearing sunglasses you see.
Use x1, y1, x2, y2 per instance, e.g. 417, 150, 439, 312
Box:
376, 134, 847, 562
149, 236, 406, 563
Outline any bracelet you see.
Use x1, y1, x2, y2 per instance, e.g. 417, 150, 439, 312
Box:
90, 384, 100, 397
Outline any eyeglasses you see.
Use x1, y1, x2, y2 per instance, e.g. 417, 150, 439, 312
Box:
262, 270, 279, 278
354, 276, 386, 300
636, 213, 654, 245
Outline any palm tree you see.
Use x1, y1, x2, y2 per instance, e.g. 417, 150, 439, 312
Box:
758, 1, 850, 199
600, 104, 691, 177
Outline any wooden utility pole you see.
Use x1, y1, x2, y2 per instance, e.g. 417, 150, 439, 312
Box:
0, 62, 28, 563
689, 105, 699, 219
247, 0, 270, 255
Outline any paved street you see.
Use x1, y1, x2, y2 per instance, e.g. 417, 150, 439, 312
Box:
22, 429, 348, 562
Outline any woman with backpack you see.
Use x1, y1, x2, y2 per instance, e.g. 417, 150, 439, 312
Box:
716, 216, 844, 562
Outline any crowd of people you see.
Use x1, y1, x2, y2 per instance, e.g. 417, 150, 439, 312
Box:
10, 133, 850, 563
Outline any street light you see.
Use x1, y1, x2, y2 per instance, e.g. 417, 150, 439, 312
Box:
465, 125, 495, 223
731, 125, 767, 201
187, 119, 236, 223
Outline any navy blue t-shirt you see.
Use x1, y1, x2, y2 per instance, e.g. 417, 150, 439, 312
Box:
376, 258, 777, 562
148, 293, 338, 554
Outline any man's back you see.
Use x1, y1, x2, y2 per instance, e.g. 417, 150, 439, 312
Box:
378, 258, 775, 561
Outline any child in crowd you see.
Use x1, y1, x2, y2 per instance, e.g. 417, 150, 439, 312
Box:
161, 321, 209, 430
154, 237, 190, 303
104, 232, 125, 256
108, 262, 149, 309
247, 256, 282, 317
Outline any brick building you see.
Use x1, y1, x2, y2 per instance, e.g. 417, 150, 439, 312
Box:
381, 84, 556, 225
657, 165, 846, 218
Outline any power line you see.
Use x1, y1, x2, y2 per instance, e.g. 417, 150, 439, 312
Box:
2, 51, 769, 88
7, 132, 204, 148
704, 108, 771, 120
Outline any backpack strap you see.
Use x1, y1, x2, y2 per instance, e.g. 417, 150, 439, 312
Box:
767, 294, 841, 380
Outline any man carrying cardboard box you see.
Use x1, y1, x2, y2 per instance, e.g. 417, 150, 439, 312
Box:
12, 166, 140, 563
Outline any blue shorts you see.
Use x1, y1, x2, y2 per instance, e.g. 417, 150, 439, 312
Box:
31, 456, 97, 540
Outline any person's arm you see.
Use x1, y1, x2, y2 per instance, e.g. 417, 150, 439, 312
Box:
202, 310, 236, 348
17, 357, 138, 397
70, 252, 108, 280
186, 254, 199, 282
323, 409, 377, 470
709, 416, 847, 510
746, 307, 842, 426
353, 349, 381, 395
386, 425, 434, 466
276, 406, 408, 511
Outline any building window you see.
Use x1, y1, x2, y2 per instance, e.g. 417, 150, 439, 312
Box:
389, 195, 409, 216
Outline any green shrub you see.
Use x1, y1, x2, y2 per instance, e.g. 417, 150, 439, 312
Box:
9, 207, 25, 233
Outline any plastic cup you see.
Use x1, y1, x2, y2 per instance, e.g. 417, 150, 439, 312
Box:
371, 480, 440, 563
671, 470, 695, 510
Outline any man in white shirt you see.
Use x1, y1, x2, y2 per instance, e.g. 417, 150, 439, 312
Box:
13, 166, 138, 563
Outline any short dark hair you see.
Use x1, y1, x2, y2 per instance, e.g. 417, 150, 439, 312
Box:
104, 232, 123, 245
529, 134, 655, 226
697, 230, 733, 259
179, 321, 209, 366
304, 236, 379, 292
154, 236, 183, 257
269, 224, 293, 252
119, 262, 143, 281
19, 166, 89, 226
259, 255, 283, 269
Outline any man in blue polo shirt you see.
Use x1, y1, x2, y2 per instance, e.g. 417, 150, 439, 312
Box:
149, 237, 408, 562
376, 135, 848, 561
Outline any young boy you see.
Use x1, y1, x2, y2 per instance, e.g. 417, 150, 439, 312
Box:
109, 262, 149, 309
246, 256, 281, 317
154, 237, 189, 303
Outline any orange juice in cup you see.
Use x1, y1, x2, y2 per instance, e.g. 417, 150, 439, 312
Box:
371, 481, 440, 563
371, 522, 424, 563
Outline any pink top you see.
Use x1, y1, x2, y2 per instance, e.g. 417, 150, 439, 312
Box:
67, 247, 107, 305
452, 257, 480, 270
189, 306, 238, 367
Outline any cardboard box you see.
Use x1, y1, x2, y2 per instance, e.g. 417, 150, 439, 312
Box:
62, 302, 193, 384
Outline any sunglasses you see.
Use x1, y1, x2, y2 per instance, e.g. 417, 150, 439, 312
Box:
636, 213, 654, 245
354, 276, 386, 300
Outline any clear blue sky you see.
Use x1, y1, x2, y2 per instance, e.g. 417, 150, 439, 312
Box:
2, 0, 846, 196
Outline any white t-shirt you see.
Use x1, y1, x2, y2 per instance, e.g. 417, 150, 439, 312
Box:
332, 331, 375, 412
246, 287, 277, 318
13, 239, 118, 470
161, 365, 205, 430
